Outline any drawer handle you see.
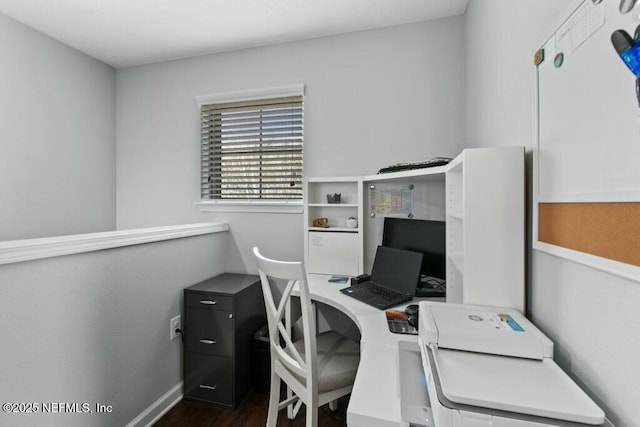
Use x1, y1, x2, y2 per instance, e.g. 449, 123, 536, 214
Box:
199, 300, 217, 305
199, 339, 217, 345
199, 385, 217, 390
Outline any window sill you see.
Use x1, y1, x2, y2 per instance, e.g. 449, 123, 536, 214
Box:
195, 200, 303, 214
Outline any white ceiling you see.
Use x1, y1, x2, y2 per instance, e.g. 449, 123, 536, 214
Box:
0, 0, 468, 68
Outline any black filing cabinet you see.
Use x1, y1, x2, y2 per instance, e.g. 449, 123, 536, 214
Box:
183, 273, 266, 408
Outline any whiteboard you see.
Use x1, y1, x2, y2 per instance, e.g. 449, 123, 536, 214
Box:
537, 0, 640, 202
534, 0, 640, 282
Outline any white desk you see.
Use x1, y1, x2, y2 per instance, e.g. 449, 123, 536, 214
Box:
305, 274, 444, 427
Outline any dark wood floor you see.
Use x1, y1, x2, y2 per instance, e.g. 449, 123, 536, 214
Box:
154, 391, 349, 427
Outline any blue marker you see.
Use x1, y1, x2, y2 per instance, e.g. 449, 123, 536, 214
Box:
611, 29, 640, 75
612, 28, 640, 107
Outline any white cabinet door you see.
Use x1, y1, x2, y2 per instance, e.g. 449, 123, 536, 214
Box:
307, 231, 359, 276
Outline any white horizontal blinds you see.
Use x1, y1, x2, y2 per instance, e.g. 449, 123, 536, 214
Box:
201, 95, 303, 200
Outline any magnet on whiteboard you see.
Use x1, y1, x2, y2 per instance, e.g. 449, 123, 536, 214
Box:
554, 53, 564, 68
620, 0, 638, 14
534, 48, 545, 66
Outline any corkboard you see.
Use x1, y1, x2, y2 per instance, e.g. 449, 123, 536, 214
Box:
538, 203, 640, 266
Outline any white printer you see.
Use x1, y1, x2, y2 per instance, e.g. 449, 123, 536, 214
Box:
418, 301, 607, 427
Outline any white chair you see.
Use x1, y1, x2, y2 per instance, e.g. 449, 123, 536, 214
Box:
253, 247, 360, 427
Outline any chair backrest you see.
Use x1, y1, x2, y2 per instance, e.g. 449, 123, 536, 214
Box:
253, 247, 317, 389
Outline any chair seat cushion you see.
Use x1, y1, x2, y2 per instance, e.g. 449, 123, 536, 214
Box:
294, 331, 360, 393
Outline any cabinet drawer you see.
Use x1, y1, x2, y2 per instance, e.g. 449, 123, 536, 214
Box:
185, 308, 234, 357
185, 292, 233, 311
184, 352, 233, 406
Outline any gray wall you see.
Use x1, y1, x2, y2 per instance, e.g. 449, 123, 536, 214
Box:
0, 12, 229, 427
115, 18, 465, 272
0, 13, 116, 241
0, 232, 227, 426
465, 1, 639, 425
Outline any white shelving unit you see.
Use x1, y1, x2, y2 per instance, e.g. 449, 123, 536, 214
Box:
445, 146, 525, 312
304, 147, 525, 313
303, 177, 364, 276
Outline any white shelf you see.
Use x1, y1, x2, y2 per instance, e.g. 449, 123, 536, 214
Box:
362, 165, 447, 183
308, 203, 359, 208
447, 211, 464, 220
308, 227, 359, 232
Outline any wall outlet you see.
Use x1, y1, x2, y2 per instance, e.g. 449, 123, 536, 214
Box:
170, 315, 182, 341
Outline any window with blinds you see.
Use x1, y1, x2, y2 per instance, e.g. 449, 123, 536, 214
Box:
200, 95, 303, 200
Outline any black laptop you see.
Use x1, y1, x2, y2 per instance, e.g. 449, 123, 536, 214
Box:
340, 246, 423, 310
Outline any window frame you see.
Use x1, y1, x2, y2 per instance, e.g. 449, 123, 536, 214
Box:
195, 84, 305, 214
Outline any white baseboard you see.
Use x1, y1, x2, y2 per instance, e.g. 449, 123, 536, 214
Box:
126, 382, 183, 427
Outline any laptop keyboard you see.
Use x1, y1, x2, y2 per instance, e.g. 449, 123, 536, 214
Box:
353, 281, 408, 301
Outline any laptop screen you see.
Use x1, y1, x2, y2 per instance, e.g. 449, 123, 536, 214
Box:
370, 246, 423, 294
